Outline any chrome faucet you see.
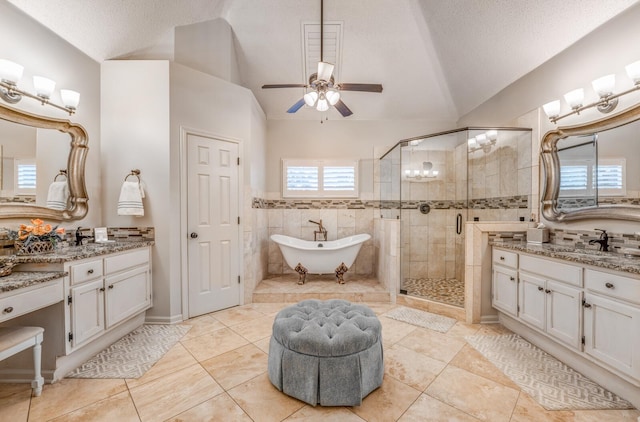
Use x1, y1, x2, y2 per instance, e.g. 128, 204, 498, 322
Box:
588, 229, 609, 252
309, 219, 327, 241
75, 227, 94, 246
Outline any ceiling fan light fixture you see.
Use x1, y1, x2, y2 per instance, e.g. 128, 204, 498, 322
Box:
317, 61, 334, 82
304, 91, 318, 106
316, 97, 329, 111
326, 89, 340, 105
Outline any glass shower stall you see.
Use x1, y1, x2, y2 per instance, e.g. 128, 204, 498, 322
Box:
380, 127, 532, 308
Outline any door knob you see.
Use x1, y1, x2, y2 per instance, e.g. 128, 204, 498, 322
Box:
190, 232, 198, 239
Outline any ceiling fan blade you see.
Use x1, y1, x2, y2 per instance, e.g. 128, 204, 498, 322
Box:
317, 61, 334, 82
336, 83, 383, 93
262, 84, 308, 89
286, 98, 306, 113
334, 99, 353, 117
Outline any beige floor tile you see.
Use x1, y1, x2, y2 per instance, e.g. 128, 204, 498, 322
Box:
252, 293, 286, 303
0, 384, 31, 422
378, 316, 418, 345
351, 375, 422, 422
210, 306, 265, 327
181, 327, 249, 362
28, 378, 126, 421
254, 336, 271, 354
167, 392, 252, 422
446, 321, 482, 338
398, 327, 467, 363
572, 408, 640, 422
285, 405, 366, 421
366, 303, 399, 315
425, 365, 519, 422
129, 364, 223, 422
510, 392, 576, 422
398, 393, 481, 421
249, 302, 292, 316
201, 343, 268, 390
125, 342, 198, 389
179, 314, 226, 340
384, 344, 447, 391
230, 314, 275, 342
49, 390, 139, 422
227, 373, 305, 422
449, 344, 519, 389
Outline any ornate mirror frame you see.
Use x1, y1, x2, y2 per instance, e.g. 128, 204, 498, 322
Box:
0, 104, 88, 220
541, 102, 640, 222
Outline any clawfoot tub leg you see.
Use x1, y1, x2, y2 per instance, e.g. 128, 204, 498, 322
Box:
335, 262, 349, 284
294, 263, 308, 285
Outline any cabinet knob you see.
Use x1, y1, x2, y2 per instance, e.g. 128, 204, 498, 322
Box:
87, 269, 94, 274
583, 302, 592, 308
545, 289, 551, 294
108, 284, 114, 289
538, 286, 544, 291
605, 282, 614, 289
500, 256, 505, 261
509, 276, 515, 281
3, 306, 13, 314
99, 287, 105, 292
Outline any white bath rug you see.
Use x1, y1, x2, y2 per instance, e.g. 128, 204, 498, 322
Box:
384, 306, 457, 333
67, 324, 191, 379
465, 334, 633, 411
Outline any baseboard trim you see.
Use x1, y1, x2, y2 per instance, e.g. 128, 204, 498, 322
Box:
480, 315, 500, 324
144, 314, 184, 325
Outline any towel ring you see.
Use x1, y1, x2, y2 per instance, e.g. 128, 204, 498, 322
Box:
124, 169, 141, 182
54, 170, 67, 182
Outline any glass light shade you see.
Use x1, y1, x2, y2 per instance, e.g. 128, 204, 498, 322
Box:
564, 88, 584, 109
304, 91, 318, 106
404, 169, 411, 176
476, 134, 488, 145
0, 59, 24, 85
33, 76, 56, 99
413, 170, 419, 177
325, 90, 340, 106
467, 138, 478, 149
317, 61, 334, 82
486, 130, 498, 141
60, 89, 80, 109
432, 170, 439, 176
542, 100, 561, 118
625, 60, 640, 84
316, 98, 329, 112
592, 74, 615, 97
422, 170, 429, 177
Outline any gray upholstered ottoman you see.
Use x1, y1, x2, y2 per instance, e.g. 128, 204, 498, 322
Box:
268, 299, 383, 406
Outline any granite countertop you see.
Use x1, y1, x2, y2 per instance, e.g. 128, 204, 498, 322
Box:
0, 241, 154, 264
492, 240, 640, 275
0, 271, 67, 293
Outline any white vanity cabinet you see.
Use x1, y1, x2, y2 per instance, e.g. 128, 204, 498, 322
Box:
491, 249, 518, 317
67, 247, 151, 352
583, 269, 640, 381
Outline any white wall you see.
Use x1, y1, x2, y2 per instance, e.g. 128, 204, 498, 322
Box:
0, 1, 101, 227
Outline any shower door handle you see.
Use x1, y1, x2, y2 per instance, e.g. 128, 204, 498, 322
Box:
456, 213, 462, 235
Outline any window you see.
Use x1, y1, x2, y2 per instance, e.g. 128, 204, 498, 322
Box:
559, 158, 625, 197
282, 159, 358, 198
15, 159, 36, 195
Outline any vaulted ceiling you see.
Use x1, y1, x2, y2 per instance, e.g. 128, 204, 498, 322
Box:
7, 0, 639, 121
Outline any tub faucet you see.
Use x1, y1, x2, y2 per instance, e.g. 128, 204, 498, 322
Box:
588, 229, 609, 252
309, 219, 327, 241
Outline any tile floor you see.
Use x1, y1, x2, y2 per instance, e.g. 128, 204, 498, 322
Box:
1, 301, 639, 422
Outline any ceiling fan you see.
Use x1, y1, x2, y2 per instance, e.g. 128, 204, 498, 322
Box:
261, 0, 383, 117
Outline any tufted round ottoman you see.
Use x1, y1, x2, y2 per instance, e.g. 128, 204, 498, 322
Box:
268, 299, 383, 406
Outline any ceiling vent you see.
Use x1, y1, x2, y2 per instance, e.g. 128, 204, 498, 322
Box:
302, 22, 343, 82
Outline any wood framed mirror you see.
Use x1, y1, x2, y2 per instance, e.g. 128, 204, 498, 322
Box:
541, 102, 640, 222
0, 103, 88, 220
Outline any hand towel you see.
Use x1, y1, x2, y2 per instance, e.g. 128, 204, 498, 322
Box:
46, 181, 69, 210
117, 181, 144, 216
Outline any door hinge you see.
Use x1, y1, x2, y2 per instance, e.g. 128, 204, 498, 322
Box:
238, 275, 241, 284
517, 305, 520, 312
237, 157, 240, 165
67, 295, 72, 305
581, 336, 585, 345
68, 332, 73, 342
237, 216, 240, 224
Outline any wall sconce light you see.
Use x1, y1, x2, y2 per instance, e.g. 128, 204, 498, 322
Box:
404, 161, 439, 181
468, 129, 498, 153
0, 59, 80, 114
542, 60, 640, 124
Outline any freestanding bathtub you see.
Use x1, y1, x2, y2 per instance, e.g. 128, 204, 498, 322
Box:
270, 233, 371, 284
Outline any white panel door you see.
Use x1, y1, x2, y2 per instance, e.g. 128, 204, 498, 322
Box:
187, 134, 240, 317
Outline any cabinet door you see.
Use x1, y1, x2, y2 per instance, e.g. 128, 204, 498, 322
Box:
71, 279, 105, 349
584, 293, 640, 381
546, 280, 582, 350
492, 266, 518, 317
105, 266, 151, 329
518, 272, 546, 331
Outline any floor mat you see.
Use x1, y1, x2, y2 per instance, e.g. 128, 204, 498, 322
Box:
67, 324, 191, 379
384, 306, 457, 333
465, 333, 633, 410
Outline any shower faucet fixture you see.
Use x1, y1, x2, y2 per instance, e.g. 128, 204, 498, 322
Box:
309, 220, 327, 241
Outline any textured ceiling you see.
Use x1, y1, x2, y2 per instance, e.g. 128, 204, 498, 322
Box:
7, 0, 639, 121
